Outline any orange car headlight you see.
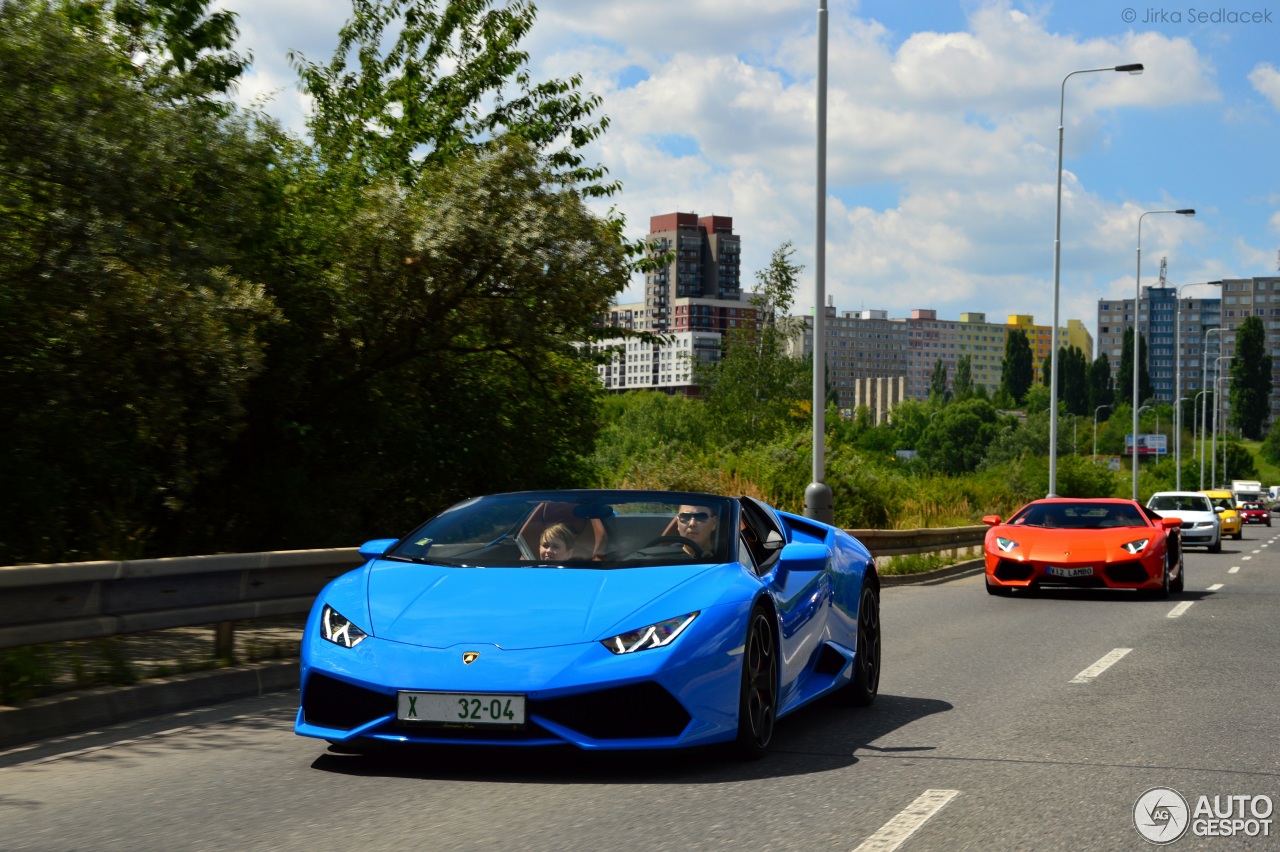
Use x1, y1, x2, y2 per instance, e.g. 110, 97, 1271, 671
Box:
1121, 538, 1150, 554
995, 537, 1019, 553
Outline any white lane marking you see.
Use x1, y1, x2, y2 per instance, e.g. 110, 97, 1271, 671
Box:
1252, 550, 1261, 554
853, 789, 960, 852
1242, 556, 1253, 561
1229, 567, 1241, 574
1207, 583, 1224, 591
1070, 648, 1133, 684
1168, 602, 1195, 619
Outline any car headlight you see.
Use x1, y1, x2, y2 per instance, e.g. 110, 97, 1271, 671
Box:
1121, 538, 1150, 554
320, 605, 368, 648
995, 537, 1019, 553
602, 612, 698, 654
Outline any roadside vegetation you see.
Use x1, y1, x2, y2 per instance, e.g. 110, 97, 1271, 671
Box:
2, 0, 1275, 567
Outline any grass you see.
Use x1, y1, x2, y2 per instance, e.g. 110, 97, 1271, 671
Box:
877, 547, 983, 576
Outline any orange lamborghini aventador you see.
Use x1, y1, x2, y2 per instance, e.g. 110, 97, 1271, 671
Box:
982, 498, 1184, 598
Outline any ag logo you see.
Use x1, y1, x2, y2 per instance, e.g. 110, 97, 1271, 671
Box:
1134, 787, 1189, 844
462, 651, 480, 665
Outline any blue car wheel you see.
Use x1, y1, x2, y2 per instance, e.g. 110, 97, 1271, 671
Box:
734, 606, 777, 759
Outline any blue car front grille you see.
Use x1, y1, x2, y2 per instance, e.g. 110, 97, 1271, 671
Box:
303, 673, 396, 730
532, 682, 691, 740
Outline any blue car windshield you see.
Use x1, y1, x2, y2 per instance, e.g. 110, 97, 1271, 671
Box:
383, 490, 735, 568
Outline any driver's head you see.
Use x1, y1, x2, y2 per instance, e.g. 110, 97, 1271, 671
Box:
676, 505, 717, 552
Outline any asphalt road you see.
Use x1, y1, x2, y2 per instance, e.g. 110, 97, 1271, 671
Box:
4, 529, 1279, 851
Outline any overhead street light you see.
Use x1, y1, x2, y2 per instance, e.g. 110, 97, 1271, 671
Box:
1174, 281, 1222, 490
1199, 327, 1223, 490
1049, 62, 1144, 497
1131, 208, 1195, 500
1093, 403, 1112, 460
1211, 357, 1234, 488
805, 0, 833, 523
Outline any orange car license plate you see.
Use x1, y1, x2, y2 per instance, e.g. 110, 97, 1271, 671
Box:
1046, 565, 1093, 578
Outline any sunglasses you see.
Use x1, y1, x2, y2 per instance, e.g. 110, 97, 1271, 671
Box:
677, 511, 710, 523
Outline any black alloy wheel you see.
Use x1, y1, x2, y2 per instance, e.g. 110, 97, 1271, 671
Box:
847, 583, 881, 706
1171, 553, 1185, 594
734, 607, 778, 759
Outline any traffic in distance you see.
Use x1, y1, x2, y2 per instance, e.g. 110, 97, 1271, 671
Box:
982, 485, 1276, 597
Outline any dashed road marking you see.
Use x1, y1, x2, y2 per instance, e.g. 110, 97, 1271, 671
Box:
1243, 556, 1253, 561
1207, 583, 1224, 591
1070, 648, 1133, 684
1168, 602, 1195, 618
1229, 567, 1241, 574
853, 789, 960, 852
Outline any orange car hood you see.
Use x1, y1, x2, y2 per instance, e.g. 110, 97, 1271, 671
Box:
995, 526, 1154, 562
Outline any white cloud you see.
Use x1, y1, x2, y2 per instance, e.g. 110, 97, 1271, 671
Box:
1249, 63, 1280, 111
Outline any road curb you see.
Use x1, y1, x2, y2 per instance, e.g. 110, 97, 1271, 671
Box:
0, 659, 299, 750
881, 558, 985, 586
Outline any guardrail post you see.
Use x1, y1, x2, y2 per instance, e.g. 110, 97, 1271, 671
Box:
214, 621, 235, 661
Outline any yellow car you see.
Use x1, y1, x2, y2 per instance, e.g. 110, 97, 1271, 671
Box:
1201, 490, 1243, 539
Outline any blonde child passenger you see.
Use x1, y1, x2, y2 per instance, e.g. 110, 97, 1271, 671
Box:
539, 523, 576, 561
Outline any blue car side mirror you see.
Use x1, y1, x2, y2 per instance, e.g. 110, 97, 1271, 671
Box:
358, 538, 398, 560
778, 542, 831, 573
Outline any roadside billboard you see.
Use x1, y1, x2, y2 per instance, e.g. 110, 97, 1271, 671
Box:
1124, 434, 1167, 456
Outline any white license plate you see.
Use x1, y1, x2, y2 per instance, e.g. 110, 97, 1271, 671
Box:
1047, 565, 1093, 578
397, 691, 526, 727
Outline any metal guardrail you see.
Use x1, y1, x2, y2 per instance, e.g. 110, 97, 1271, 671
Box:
0, 526, 987, 654
0, 548, 360, 654
847, 525, 987, 558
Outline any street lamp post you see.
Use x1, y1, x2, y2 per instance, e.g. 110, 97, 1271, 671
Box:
1211, 356, 1234, 488
1174, 281, 1220, 489
1200, 327, 1222, 490
1132, 208, 1195, 500
1194, 389, 1209, 472
805, 0, 833, 522
1094, 403, 1112, 460
1049, 62, 1144, 498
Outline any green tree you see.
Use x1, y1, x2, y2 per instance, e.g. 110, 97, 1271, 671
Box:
917, 398, 1001, 475
1087, 352, 1115, 414
1229, 316, 1273, 439
195, 140, 632, 551
1060, 346, 1089, 416
64, 0, 250, 104
930, 359, 950, 402
0, 0, 280, 562
953, 355, 973, 400
291, 0, 613, 195
699, 243, 808, 443
1262, 418, 1280, 466
1000, 329, 1033, 405
1116, 327, 1154, 408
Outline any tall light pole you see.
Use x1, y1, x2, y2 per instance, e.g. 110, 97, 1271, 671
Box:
1174, 281, 1220, 490
805, 0, 832, 522
1211, 356, 1234, 488
1049, 62, 1144, 497
1194, 389, 1209, 472
1093, 403, 1112, 459
1174, 395, 1189, 485
1132, 208, 1195, 500
1200, 327, 1222, 489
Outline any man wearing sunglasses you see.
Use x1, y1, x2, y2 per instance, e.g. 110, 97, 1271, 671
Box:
675, 504, 719, 559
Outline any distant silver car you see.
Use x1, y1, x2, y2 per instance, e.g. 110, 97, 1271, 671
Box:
1147, 491, 1221, 552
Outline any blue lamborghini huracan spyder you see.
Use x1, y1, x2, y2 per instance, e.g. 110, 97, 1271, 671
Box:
295, 490, 880, 758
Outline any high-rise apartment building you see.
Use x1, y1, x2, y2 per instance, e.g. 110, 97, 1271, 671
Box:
1096, 277, 1280, 424
792, 306, 1080, 411
1097, 286, 1222, 404
592, 213, 750, 394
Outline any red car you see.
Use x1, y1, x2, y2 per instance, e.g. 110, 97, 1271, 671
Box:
982, 498, 1183, 598
1238, 502, 1272, 526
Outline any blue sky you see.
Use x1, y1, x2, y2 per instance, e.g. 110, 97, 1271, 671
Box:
220, 0, 1280, 346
